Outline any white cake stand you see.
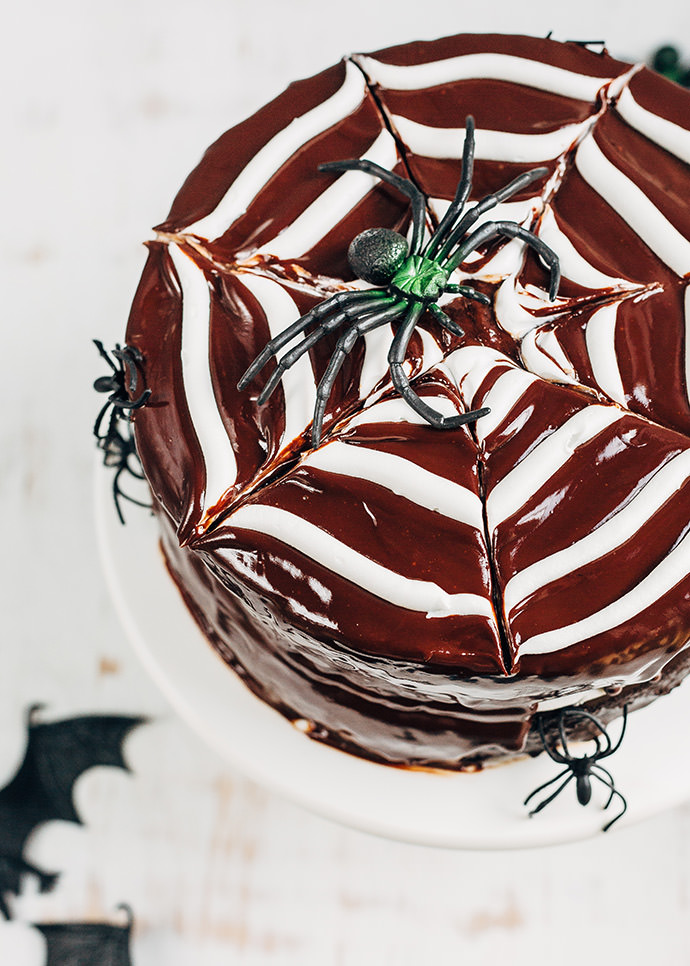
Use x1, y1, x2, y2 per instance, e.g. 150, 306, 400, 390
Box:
95, 465, 690, 849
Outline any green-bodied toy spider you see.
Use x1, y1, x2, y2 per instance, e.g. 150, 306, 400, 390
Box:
238, 115, 561, 446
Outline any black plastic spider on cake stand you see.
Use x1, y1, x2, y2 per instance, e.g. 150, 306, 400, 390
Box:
525, 707, 628, 832
93, 340, 151, 524
239, 115, 560, 444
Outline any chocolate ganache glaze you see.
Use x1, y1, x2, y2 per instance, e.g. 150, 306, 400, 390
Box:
125, 34, 690, 767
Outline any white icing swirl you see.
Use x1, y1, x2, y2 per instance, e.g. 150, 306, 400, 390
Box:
355, 52, 616, 101
185, 61, 368, 242
169, 244, 238, 519
575, 133, 690, 276
221, 505, 497, 622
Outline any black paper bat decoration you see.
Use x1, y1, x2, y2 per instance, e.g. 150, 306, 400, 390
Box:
0, 706, 145, 920
35, 905, 134, 966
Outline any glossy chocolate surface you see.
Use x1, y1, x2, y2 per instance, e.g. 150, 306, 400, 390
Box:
126, 34, 690, 765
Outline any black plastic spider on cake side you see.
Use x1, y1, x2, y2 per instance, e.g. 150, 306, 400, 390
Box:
524, 706, 628, 832
93, 340, 152, 524
238, 115, 561, 446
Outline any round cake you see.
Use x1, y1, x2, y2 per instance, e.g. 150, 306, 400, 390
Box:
122, 33, 690, 768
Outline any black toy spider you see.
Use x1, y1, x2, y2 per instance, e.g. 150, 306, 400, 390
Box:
93, 340, 151, 437
93, 340, 151, 523
238, 115, 560, 446
524, 706, 628, 832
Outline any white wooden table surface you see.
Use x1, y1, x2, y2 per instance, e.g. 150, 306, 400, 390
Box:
3, 2, 690, 962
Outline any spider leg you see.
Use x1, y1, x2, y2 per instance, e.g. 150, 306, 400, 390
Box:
311, 301, 407, 446
237, 290, 386, 390
258, 295, 399, 405
592, 765, 617, 808
388, 302, 490, 429
445, 283, 491, 306
425, 115, 476, 258
96, 410, 122, 456
591, 771, 628, 831
437, 166, 548, 263
445, 221, 560, 300
525, 771, 573, 815
561, 712, 605, 760
112, 464, 127, 525
133, 388, 152, 409
122, 429, 145, 480
93, 339, 118, 372
564, 709, 612, 756
604, 705, 628, 757
110, 387, 152, 412
112, 459, 151, 526
558, 713, 573, 760
93, 399, 113, 440
319, 159, 426, 256
114, 345, 145, 396
428, 303, 464, 337
536, 715, 568, 765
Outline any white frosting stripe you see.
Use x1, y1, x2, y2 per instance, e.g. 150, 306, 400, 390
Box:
169, 244, 238, 514
520, 327, 578, 386
414, 327, 445, 376
346, 394, 462, 428
505, 449, 690, 617
358, 324, 395, 398
617, 86, 690, 166
356, 52, 613, 101
517, 528, 690, 656
470, 366, 538, 442
354, 323, 446, 407
238, 273, 317, 450
302, 440, 485, 530
585, 302, 627, 405
255, 129, 399, 258
223, 505, 495, 620
686, 286, 690, 409
486, 405, 624, 529
185, 61, 367, 241
493, 276, 559, 340
538, 205, 632, 290
392, 115, 588, 162
440, 345, 512, 411
576, 134, 690, 276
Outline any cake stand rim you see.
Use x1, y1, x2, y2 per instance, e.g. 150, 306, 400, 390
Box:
94, 461, 690, 850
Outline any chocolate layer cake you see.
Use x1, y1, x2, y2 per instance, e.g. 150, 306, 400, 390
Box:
124, 33, 690, 768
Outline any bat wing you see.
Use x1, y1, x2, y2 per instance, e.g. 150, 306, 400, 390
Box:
36, 906, 134, 966
0, 711, 145, 861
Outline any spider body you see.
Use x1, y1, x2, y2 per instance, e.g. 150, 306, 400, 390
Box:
390, 254, 448, 300
524, 707, 628, 832
239, 115, 561, 446
93, 341, 152, 523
